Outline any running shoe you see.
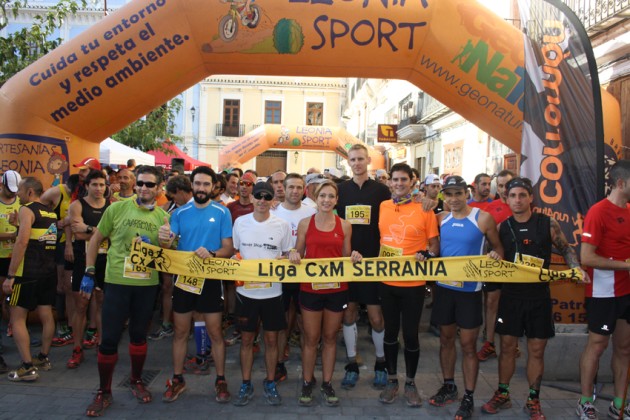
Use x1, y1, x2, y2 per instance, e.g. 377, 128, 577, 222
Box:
341, 362, 359, 389
86, 390, 113, 417
8, 363, 38, 382
274, 363, 287, 383
524, 398, 546, 420
379, 380, 399, 404
455, 394, 475, 420
252, 338, 260, 354
32, 354, 52, 371
66, 347, 84, 369
215, 379, 231, 403
576, 400, 598, 420
608, 401, 629, 420
130, 379, 152, 403
298, 379, 315, 407
320, 382, 339, 407
162, 377, 186, 403
224, 330, 241, 346
184, 355, 211, 375
148, 324, 174, 341
51, 332, 74, 347
429, 384, 458, 406
83, 332, 99, 349
404, 382, 422, 407
477, 341, 497, 361
481, 390, 512, 414
288, 330, 300, 347
373, 369, 387, 390
263, 379, 282, 406
233, 382, 253, 406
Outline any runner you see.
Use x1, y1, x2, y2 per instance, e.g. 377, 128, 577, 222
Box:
111, 168, 137, 202
0, 170, 21, 372
467, 173, 493, 210
336, 144, 391, 390
302, 173, 326, 209
376, 163, 439, 407
478, 169, 514, 362
289, 180, 362, 407
158, 166, 234, 404
270, 173, 316, 383
149, 175, 193, 341
269, 171, 286, 203
232, 182, 291, 407
480, 177, 587, 420
577, 160, 630, 420
221, 173, 238, 205
3, 177, 57, 381
83, 166, 169, 417
66, 170, 110, 369
428, 175, 503, 420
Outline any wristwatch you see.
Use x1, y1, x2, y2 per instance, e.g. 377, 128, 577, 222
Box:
86, 225, 94, 234
209, 250, 217, 258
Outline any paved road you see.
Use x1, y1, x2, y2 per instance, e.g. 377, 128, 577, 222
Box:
0, 306, 614, 419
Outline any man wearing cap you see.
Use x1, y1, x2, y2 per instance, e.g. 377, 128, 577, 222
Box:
468, 173, 493, 211
158, 166, 234, 404
428, 175, 503, 420
336, 144, 391, 391
0, 170, 22, 371
481, 177, 586, 420
303, 173, 327, 209
424, 174, 446, 213
3, 177, 57, 381
478, 169, 514, 363
231, 182, 291, 407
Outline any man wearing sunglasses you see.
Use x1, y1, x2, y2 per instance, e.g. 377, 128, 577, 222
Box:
232, 182, 292, 407
83, 165, 169, 417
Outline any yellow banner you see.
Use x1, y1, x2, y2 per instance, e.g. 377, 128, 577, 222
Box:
130, 241, 582, 284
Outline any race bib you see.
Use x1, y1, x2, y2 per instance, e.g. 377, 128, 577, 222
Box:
346, 205, 371, 225
379, 244, 403, 257
438, 281, 464, 288
175, 275, 205, 295
312, 282, 340, 290
123, 256, 151, 279
515, 253, 544, 268
243, 282, 272, 290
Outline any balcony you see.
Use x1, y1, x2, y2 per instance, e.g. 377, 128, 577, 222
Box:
419, 94, 450, 124
563, 0, 630, 35
215, 124, 245, 137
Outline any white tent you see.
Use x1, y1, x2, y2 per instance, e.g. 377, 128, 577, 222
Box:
99, 138, 155, 167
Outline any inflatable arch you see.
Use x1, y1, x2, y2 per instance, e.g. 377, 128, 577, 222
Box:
219, 124, 384, 170
0, 0, 622, 186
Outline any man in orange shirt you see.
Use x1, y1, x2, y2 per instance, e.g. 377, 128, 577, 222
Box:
377, 162, 439, 408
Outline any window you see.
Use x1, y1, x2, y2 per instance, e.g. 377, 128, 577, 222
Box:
222, 99, 240, 137
306, 102, 323, 126
265, 100, 281, 124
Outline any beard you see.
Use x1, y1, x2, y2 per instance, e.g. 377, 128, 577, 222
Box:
194, 191, 211, 204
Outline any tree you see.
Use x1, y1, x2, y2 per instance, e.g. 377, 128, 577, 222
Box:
1, 0, 181, 153
112, 97, 183, 153
0, 0, 86, 87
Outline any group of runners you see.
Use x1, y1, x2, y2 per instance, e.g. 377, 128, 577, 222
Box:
0, 146, 628, 420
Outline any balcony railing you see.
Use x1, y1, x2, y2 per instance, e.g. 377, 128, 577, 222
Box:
419, 94, 449, 123
563, 0, 630, 33
215, 124, 245, 137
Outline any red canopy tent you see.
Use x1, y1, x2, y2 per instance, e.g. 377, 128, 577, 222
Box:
147, 141, 210, 171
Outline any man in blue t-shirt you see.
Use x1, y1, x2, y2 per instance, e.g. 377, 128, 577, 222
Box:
158, 166, 234, 404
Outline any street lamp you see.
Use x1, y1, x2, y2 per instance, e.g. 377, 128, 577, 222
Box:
294, 150, 299, 164
190, 106, 196, 123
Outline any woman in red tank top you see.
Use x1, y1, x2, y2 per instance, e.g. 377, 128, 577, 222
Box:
288, 181, 362, 407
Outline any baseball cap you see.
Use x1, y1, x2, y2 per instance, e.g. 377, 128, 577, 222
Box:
424, 174, 441, 185
252, 182, 274, 197
306, 173, 327, 186
376, 169, 388, 179
73, 157, 101, 171
2, 170, 22, 193
506, 177, 533, 195
441, 175, 468, 191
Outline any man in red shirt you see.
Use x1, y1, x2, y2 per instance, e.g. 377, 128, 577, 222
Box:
577, 160, 630, 420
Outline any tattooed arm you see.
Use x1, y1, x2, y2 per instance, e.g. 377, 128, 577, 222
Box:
550, 218, 579, 268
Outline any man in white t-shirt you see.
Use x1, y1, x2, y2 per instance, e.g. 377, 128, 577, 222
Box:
232, 182, 292, 407
270, 173, 316, 383
302, 173, 326, 209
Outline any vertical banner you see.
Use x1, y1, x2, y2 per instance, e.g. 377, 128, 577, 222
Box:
517, 0, 609, 323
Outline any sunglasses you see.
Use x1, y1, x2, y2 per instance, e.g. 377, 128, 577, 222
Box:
136, 181, 157, 188
253, 192, 274, 201
238, 181, 253, 187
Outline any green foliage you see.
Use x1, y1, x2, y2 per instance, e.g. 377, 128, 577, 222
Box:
0, 0, 86, 86
112, 97, 182, 153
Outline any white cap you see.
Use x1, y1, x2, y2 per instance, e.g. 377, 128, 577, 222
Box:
2, 170, 22, 193
424, 174, 442, 185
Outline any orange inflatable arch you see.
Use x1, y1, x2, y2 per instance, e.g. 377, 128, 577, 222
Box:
0, 0, 622, 185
